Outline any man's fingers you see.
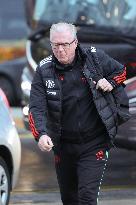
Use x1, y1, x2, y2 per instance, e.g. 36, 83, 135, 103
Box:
46, 147, 52, 152
96, 83, 99, 89
103, 87, 109, 92
38, 135, 54, 152
96, 78, 113, 91
47, 138, 54, 147
96, 79, 103, 89
38, 142, 52, 152
38, 143, 46, 152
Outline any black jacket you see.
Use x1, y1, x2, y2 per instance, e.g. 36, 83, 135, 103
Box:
29, 46, 126, 147
55, 51, 108, 145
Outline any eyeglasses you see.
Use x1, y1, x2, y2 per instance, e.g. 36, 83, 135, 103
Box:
50, 39, 76, 49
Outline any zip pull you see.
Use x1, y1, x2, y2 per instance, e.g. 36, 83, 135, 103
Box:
89, 77, 93, 81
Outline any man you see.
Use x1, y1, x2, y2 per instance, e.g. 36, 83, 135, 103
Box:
29, 22, 126, 205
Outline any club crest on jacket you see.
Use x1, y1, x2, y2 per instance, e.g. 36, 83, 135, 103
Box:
46, 80, 55, 88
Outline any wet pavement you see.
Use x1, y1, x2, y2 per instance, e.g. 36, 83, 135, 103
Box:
9, 189, 136, 204
9, 108, 136, 204
9, 188, 136, 204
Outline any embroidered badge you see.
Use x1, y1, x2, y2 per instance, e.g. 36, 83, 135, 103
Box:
81, 77, 87, 84
96, 150, 104, 160
91, 46, 96, 52
58, 74, 64, 81
54, 155, 61, 164
47, 91, 56, 95
46, 80, 55, 88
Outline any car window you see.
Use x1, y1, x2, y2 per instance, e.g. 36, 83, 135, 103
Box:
33, 0, 136, 31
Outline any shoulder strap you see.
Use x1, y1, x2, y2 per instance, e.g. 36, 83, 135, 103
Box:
85, 47, 103, 82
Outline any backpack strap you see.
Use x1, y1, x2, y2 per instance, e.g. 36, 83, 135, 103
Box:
85, 47, 103, 82
84, 47, 118, 113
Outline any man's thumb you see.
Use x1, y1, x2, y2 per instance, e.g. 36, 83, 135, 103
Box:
47, 137, 54, 147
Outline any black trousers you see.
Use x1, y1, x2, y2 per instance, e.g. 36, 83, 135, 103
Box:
54, 140, 109, 205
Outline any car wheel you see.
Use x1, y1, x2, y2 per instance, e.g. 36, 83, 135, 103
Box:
0, 77, 14, 105
0, 157, 10, 205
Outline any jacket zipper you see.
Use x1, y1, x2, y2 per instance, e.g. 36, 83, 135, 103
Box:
55, 74, 62, 140
71, 69, 83, 142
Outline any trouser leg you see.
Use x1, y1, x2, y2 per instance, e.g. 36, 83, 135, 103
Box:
78, 146, 109, 205
54, 146, 78, 205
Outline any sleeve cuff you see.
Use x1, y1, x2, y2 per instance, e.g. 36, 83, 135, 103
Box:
107, 79, 117, 88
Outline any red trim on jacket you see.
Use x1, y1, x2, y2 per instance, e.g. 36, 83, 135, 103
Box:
29, 112, 39, 139
127, 62, 136, 67
113, 67, 126, 84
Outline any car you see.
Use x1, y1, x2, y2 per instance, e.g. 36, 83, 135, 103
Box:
0, 57, 26, 106
115, 77, 136, 150
0, 88, 21, 205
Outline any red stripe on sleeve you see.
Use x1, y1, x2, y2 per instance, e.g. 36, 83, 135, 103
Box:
28, 112, 39, 139
113, 67, 126, 84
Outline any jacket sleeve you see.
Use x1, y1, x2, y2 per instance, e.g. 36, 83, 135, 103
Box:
29, 65, 48, 141
97, 50, 126, 87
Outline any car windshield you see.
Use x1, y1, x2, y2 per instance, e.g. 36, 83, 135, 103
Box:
33, 0, 136, 34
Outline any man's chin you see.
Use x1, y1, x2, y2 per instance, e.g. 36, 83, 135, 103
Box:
59, 59, 68, 65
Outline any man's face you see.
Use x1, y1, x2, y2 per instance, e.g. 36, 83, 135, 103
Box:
50, 31, 78, 64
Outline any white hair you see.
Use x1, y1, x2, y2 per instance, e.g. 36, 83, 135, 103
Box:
50, 22, 77, 40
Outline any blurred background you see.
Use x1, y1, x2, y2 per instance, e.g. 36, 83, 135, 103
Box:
0, 0, 136, 204
0, 0, 27, 106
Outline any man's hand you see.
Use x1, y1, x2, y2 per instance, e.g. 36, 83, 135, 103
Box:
38, 135, 54, 152
95, 78, 113, 92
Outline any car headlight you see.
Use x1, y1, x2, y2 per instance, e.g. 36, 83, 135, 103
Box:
21, 66, 32, 97
21, 81, 31, 91
22, 105, 29, 116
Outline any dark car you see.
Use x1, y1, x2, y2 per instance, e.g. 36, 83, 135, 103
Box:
21, 0, 136, 149
115, 77, 136, 150
0, 57, 26, 106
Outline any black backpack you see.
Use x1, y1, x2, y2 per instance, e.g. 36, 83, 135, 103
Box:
84, 48, 131, 126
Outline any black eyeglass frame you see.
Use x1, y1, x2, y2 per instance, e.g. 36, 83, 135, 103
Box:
50, 39, 76, 49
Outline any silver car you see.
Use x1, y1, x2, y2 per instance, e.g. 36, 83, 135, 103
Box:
0, 88, 21, 205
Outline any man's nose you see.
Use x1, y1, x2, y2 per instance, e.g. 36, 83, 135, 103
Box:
58, 45, 64, 51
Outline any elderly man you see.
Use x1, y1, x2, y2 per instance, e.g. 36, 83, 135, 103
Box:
29, 22, 126, 205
